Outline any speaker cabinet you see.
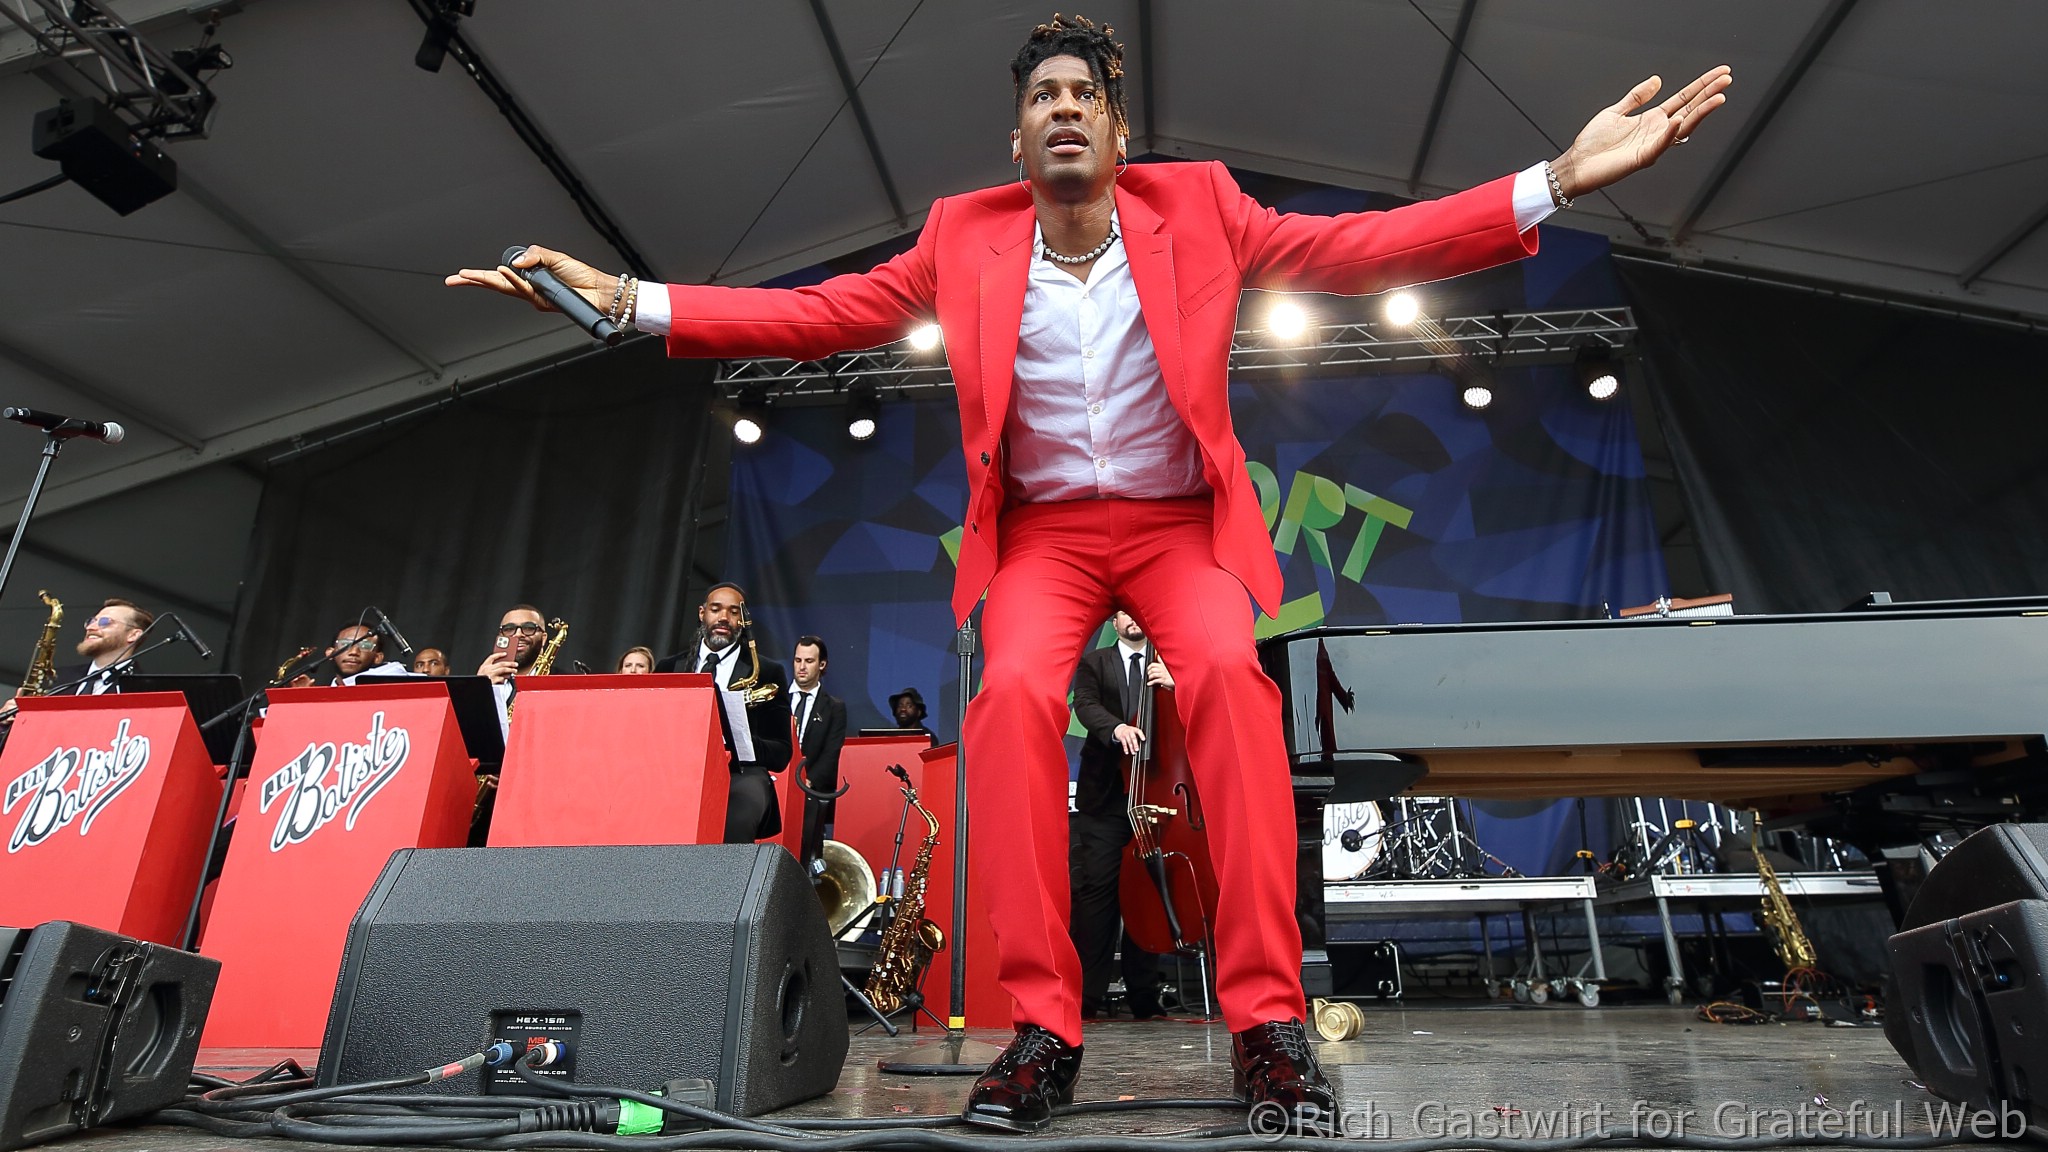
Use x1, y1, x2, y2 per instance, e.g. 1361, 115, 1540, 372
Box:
0, 921, 219, 1152
318, 845, 846, 1115
1886, 825, 2048, 1132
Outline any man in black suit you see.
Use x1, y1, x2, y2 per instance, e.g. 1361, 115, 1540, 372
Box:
789, 635, 847, 869
50, 598, 153, 695
656, 582, 792, 843
1069, 609, 1172, 1020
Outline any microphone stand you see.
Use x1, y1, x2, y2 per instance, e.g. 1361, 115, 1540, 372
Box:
0, 431, 69, 608
178, 656, 331, 951
877, 619, 998, 1075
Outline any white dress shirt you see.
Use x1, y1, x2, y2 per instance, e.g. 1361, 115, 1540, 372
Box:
793, 685, 817, 742
638, 165, 1557, 501
696, 642, 757, 763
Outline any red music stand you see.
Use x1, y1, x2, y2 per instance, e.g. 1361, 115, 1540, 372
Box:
488, 673, 729, 848
772, 717, 804, 855
0, 692, 218, 946
199, 681, 476, 1047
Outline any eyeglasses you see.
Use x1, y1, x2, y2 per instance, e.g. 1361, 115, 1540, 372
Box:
335, 637, 379, 652
496, 622, 546, 636
86, 614, 126, 629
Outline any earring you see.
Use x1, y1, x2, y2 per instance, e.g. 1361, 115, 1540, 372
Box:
1116, 154, 1129, 177
1018, 158, 1028, 186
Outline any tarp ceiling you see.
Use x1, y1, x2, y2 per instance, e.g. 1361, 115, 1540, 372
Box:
1, 0, 2044, 522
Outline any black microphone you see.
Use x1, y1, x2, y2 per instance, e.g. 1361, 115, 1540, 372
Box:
886, 763, 912, 784
501, 246, 623, 348
572, 660, 596, 675
162, 613, 212, 660
369, 607, 413, 664
3, 407, 125, 444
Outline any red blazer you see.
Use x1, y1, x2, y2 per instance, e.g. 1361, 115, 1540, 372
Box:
666, 161, 1537, 623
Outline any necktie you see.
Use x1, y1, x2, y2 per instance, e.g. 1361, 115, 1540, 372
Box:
797, 692, 812, 740
698, 649, 718, 675
1127, 652, 1145, 718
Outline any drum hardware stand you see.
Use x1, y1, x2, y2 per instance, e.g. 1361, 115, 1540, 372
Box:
1387, 796, 1521, 880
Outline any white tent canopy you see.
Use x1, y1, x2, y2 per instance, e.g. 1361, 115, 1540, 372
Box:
0, 0, 2042, 673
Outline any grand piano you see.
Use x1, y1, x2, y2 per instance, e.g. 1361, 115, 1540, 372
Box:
1259, 595, 2048, 933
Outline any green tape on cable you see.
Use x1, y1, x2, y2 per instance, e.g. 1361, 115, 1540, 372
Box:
615, 1099, 663, 1135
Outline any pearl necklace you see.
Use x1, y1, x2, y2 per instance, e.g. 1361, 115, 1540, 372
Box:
1041, 229, 1119, 265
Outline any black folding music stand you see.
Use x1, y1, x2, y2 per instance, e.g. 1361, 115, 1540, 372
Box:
116, 674, 243, 765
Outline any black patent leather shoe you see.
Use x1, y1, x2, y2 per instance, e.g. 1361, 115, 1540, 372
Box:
961, 1025, 1082, 1133
1232, 1017, 1338, 1132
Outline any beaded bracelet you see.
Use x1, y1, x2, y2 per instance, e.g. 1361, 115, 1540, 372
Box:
620, 276, 640, 330
606, 274, 629, 322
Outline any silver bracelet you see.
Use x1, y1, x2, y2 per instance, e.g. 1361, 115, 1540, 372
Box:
606, 274, 629, 322
1543, 161, 1573, 210
620, 277, 640, 331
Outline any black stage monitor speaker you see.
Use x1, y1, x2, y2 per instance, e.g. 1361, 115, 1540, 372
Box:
1885, 824, 2048, 1134
0, 921, 219, 1152
318, 844, 847, 1115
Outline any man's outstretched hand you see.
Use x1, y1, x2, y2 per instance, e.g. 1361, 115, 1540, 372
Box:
1552, 65, 1732, 203
444, 245, 618, 313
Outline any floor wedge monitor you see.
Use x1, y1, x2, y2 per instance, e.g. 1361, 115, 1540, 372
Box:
318, 844, 847, 1115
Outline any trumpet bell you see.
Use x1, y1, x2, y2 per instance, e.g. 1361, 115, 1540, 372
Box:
814, 840, 876, 938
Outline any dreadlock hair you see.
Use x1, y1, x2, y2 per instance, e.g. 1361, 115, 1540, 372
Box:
1011, 13, 1129, 144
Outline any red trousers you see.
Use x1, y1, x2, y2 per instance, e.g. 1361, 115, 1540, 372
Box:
963, 497, 1304, 1045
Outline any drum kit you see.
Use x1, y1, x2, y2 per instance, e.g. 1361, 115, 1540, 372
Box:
1321, 795, 1521, 881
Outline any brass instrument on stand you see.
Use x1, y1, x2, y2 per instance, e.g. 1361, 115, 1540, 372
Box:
1751, 813, 1817, 970
864, 768, 945, 1015
815, 840, 878, 938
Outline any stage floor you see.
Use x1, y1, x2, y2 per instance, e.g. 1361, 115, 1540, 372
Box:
110, 1005, 1959, 1147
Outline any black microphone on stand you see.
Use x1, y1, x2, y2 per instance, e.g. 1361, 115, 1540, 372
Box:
160, 613, 212, 660
502, 247, 623, 347
369, 607, 413, 665
3, 407, 125, 444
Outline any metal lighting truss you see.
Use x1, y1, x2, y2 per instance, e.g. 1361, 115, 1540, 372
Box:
2, 0, 219, 139
714, 306, 1637, 401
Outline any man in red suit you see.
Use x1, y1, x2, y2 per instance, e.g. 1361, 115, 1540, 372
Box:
452, 15, 1729, 1134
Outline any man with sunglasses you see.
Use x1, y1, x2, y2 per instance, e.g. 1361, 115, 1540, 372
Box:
478, 604, 549, 736
50, 598, 154, 696
287, 622, 412, 687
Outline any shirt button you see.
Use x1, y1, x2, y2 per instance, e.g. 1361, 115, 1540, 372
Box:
1095, 457, 1108, 469
1089, 403, 1103, 415
1082, 348, 1095, 359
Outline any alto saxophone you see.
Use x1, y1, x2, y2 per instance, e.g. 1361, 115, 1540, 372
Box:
864, 768, 946, 1015
1751, 813, 1817, 970
18, 591, 63, 698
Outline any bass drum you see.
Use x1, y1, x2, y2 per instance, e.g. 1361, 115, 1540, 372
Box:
1321, 801, 1385, 881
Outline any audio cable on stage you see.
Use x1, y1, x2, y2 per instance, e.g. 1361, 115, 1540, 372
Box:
146, 1043, 2009, 1151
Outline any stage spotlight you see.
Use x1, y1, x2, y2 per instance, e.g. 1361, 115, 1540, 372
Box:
1385, 291, 1420, 327
909, 323, 942, 352
1461, 384, 1493, 410
1267, 300, 1309, 341
1576, 346, 1621, 400
846, 383, 879, 441
733, 388, 767, 445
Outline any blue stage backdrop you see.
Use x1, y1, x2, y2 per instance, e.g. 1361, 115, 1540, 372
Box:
729, 190, 1667, 878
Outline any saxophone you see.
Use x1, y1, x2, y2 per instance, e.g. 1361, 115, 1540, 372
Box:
529, 619, 570, 676
1751, 812, 1817, 970
18, 591, 63, 698
864, 768, 946, 1015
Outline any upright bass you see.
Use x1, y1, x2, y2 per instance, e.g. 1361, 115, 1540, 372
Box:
1117, 645, 1219, 970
